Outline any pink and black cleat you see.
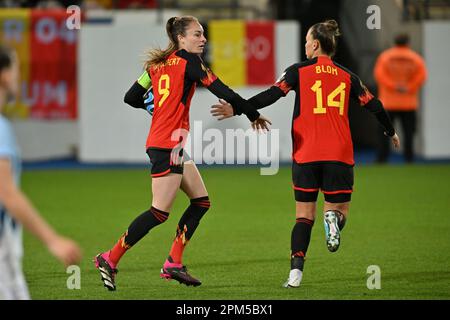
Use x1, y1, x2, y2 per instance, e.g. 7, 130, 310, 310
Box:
94, 252, 118, 291
160, 257, 201, 287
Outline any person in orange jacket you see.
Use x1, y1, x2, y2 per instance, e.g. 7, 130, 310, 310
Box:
374, 33, 427, 163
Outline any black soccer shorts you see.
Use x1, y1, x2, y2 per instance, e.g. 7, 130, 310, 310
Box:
147, 147, 189, 177
292, 161, 354, 203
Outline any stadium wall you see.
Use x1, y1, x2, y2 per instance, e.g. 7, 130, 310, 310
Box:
13, 120, 78, 161
422, 21, 450, 159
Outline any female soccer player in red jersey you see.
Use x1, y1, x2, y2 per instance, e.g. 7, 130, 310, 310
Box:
94, 16, 270, 291
212, 20, 400, 288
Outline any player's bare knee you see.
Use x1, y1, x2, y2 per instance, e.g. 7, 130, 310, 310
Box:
295, 202, 316, 220
324, 201, 350, 216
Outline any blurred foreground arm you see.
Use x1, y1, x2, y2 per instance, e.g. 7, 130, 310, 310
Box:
0, 159, 82, 266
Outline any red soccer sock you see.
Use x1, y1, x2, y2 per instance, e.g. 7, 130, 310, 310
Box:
109, 232, 130, 266
168, 226, 188, 264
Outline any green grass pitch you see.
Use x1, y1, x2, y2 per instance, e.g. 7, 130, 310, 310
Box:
21, 164, 450, 300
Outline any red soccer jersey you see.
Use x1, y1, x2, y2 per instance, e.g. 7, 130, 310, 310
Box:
147, 50, 217, 150
145, 49, 258, 150
275, 56, 374, 165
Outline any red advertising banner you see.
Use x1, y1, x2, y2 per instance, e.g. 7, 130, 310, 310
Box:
0, 9, 77, 120
245, 22, 275, 85
28, 10, 77, 119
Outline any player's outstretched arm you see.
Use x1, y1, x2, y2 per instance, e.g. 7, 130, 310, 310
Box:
210, 99, 234, 120
251, 115, 272, 132
183, 50, 270, 125
0, 159, 82, 266
210, 99, 271, 131
210, 84, 285, 120
210, 64, 296, 121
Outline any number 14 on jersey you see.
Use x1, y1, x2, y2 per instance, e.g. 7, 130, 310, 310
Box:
311, 80, 346, 116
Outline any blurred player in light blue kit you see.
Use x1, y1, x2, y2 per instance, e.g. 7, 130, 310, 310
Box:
0, 45, 82, 300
